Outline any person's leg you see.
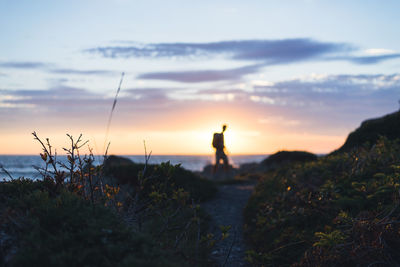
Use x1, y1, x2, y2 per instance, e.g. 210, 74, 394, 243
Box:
222, 151, 229, 171
214, 151, 221, 173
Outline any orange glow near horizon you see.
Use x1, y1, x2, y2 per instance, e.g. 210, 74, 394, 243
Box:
0, 127, 347, 156
0, 101, 349, 155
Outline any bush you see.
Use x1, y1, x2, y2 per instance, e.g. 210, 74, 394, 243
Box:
244, 137, 400, 266
261, 151, 317, 166
0, 179, 185, 267
103, 155, 217, 202
1, 133, 216, 266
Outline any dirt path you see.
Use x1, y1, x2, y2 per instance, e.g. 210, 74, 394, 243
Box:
201, 182, 255, 267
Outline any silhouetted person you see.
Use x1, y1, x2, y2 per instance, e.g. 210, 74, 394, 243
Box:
212, 124, 229, 173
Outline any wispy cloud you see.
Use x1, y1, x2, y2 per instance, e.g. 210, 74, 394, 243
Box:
86, 39, 400, 83
49, 68, 116, 75
0, 61, 116, 76
0, 86, 103, 111
0, 61, 48, 69
1, 73, 398, 134
0, 85, 176, 114
3, 74, 398, 111
364, 48, 396, 55
248, 73, 400, 117
348, 54, 400, 64
137, 64, 262, 83
86, 39, 352, 64
86, 39, 400, 70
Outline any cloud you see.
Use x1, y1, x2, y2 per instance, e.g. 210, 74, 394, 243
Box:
254, 74, 400, 97
9, 86, 96, 99
134, 73, 400, 119
49, 68, 117, 75
348, 54, 400, 64
0, 61, 48, 69
0, 85, 177, 114
0, 86, 105, 111
365, 48, 396, 55
0, 85, 197, 132
87, 39, 400, 84
125, 88, 170, 101
250, 74, 400, 114
1, 73, 399, 137
87, 39, 400, 71
3, 74, 398, 113
0, 61, 116, 76
137, 64, 262, 83
85, 38, 352, 65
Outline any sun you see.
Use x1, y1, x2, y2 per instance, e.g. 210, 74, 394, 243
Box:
205, 123, 253, 155
223, 129, 236, 154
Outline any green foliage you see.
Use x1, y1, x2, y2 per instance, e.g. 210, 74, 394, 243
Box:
104, 155, 217, 202
1, 134, 216, 266
244, 137, 400, 266
313, 230, 346, 249
0, 179, 185, 267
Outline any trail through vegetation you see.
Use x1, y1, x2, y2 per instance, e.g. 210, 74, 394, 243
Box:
202, 182, 255, 266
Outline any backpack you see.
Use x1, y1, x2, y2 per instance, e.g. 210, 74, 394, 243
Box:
212, 133, 223, 149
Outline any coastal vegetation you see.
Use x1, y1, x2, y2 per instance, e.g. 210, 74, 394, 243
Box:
244, 111, 400, 266
0, 133, 217, 266
2, 111, 400, 266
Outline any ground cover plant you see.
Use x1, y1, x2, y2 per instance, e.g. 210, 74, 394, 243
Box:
244, 137, 400, 266
0, 133, 217, 266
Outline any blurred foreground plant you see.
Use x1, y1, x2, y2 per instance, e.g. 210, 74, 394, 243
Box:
244, 137, 400, 266
0, 132, 216, 266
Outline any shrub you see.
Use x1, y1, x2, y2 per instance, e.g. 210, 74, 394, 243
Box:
103, 155, 217, 202
1, 134, 216, 266
244, 137, 400, 266
0, 179, 185, 267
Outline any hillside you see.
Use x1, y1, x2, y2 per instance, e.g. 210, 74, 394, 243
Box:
337, 110, 400, 152
243, 110, 400, 266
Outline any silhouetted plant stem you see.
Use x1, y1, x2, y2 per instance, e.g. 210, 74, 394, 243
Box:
32, 131, 63, 187
0, 164, 14, 180
86, 152, 95, 206
103, 72, 124, 154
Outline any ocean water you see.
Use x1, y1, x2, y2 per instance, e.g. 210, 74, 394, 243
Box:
0, 154, 268, 180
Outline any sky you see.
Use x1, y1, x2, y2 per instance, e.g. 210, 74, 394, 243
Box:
1, 0, 400, 155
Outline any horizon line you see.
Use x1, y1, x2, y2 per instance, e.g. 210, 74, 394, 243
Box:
0, 153, 271, 156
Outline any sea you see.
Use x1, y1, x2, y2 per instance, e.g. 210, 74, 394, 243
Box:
0, 154, 268, 181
